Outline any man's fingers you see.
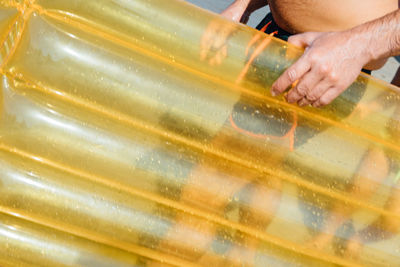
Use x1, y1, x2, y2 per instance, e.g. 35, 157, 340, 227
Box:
312, 73, 356, 107
301, 77, 334, 106
297, 77, 334, 107
313, 87, 341, 107
200, 32, 213, 60
285, 89, 302, 103
215, 49, 224, 65
298, 97, 312, 107
271, 57, 311, 95
286, 70, 324, 103
287, 33, 310, 48
200, 27, 212, 52
200, 22, 221, 60
288, 32, 322, 48
222, 45, 227, 59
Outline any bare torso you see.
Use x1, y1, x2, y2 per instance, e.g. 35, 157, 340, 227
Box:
269, 0, 398, 33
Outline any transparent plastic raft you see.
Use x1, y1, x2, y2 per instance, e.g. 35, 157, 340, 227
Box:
0, 0, 399, 266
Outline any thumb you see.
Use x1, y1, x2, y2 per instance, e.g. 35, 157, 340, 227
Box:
288, 32, 322, 48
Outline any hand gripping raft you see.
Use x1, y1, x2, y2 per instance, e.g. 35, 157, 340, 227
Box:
0, 0, 399, 266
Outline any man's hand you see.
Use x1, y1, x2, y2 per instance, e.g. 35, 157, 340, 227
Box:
272, 8, 400, 108
271, 31, 369, 107
200, 1, 249, 65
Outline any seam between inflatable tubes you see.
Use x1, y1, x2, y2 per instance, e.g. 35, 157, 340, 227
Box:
0, 3, 31, 71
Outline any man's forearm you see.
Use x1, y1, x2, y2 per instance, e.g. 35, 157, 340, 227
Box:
270, 8, 400, 107
352, 9, 400, 62
230, 0, 268, 14
247, 0, 268, 13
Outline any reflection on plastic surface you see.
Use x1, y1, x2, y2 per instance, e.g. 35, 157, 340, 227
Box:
0, 0, 399, 266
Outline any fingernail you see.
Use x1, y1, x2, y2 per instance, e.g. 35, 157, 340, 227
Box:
271, 90, 276, 96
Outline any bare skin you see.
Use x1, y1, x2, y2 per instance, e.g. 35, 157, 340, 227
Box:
269, 0, 397, 34
272, 4, 400, 107
201, 0, 398, 106
201, 0, 398, 73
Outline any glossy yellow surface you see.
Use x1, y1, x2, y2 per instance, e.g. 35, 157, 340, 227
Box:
0, 0, 399, 266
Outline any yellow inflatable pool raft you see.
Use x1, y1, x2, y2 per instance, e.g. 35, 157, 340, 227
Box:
0, 0, 399, 266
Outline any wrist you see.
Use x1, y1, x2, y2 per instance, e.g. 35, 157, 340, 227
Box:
347, 26, 377, 67
350, 10, 400, 63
